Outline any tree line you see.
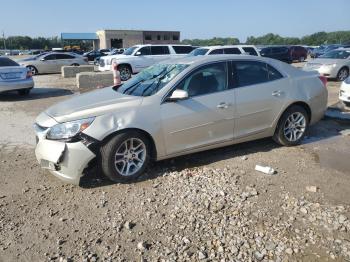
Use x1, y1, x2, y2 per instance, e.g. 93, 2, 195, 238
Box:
1, 31, 350, 50
183, 31, 350, 46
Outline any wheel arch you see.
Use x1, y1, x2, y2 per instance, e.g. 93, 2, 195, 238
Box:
26, 65, 38, 73
274, 101, 312, 133
117, 63, 133, 74
101, 128, 157, 160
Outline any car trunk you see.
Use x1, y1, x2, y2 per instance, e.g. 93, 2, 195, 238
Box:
0, 66, 27, 82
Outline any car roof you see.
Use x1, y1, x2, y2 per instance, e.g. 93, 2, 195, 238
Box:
133, 44, 192, 47
163, 54, 267, 66
197, 45, 256, 49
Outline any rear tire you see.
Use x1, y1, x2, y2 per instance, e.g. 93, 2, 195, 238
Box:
273, 105, 309, 146
118, 64, 132, 81
18, 88, 32, 96
337, 67, 349, 81
100, 131, 151, 183
299, 56, 305, 62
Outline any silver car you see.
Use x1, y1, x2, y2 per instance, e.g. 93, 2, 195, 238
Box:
19, 52, 88, 75
303, 48, 350, 81
34, 55, 328, 185
0, 57, 34, 95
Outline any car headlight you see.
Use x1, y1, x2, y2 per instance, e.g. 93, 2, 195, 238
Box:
106, 59, 112, 65
46, 117, 95, 141
323, 64, 337, 69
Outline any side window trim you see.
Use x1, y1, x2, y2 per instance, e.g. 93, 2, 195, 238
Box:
231, 60, 286, 89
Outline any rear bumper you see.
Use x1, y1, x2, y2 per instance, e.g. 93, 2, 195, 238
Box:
0, 78, 34, 92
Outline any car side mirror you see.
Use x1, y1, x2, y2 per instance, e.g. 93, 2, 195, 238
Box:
135, 51, 142, 56
166, 89, 188, 102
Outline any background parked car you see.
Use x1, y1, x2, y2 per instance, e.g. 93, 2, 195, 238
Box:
189, 45, 260, 56
303, 48, 350, 81
83, 50, 107, 62
339, 76, 350, 107
98, 45, 194, 81
310, 44, 344, 58
18, 52, 88, 75
0, 57, 34, 95
260, 46, 308, 63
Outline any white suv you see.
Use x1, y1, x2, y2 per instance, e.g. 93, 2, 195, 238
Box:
99, 45, 194, 80
190, 45, 260, 57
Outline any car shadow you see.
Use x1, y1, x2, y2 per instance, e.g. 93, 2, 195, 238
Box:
79, 137, 279, 189
0, 87, 74, 101
79, 118, 350, 189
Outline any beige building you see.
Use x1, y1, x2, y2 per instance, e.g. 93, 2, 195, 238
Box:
95, 30, 181, 49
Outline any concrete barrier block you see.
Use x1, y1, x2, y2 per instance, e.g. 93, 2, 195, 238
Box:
62, 65, 95, 78
76, 71, 114, 89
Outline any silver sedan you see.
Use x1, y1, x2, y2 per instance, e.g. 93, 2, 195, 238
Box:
19, 52, 88, 75
0, 57, 34, 95
34, 55, 328, 185
303, 48, 350, 81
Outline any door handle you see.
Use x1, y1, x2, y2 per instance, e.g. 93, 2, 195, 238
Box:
217, 102, 229, 109
272, 90, 284, 97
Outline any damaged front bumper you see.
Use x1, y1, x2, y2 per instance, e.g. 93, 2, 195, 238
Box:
34, 123, 96, 185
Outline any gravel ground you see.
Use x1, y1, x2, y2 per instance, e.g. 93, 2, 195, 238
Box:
1, 66, 350, 262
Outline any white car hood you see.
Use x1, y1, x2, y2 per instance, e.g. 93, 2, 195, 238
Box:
101, 54, 130, 61
44, 86, 143, 123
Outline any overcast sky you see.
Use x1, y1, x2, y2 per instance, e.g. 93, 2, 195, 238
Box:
1, 0, 349, 41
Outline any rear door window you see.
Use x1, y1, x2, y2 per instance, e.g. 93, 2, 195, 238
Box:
242, 47, 258, 56
0, 57, 19, 67
209, 49, 224, 55
233, 61, 269, 87
151, 46, 170, 55
224, 48, 241, 54
267, 64, 283, 81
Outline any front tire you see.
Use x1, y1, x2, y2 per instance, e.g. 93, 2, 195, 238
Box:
118, 64, 132, 81
343, 101, 350, 108
100, 131, 151, 182
26, 65, 38, 75
273, 105, 309, 146
337, 67, 349, 81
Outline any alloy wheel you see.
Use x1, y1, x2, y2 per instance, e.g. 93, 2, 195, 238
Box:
119, 67, 131, 81
283, 112, 306, 142
114, 138, 146, 176
338, 68, 349, 81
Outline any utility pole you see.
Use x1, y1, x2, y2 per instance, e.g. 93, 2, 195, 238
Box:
2, 31, 6, 50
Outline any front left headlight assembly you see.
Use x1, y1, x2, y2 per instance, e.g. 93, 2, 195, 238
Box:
46, 117, 95, 141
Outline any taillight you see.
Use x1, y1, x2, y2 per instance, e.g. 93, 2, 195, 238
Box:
319, 76, 327, 88
26, 70, 32, 79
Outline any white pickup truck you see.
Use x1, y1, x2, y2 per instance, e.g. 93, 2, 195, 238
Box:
98, 44, 194, 81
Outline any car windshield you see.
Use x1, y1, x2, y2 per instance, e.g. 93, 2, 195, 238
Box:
123, 46, 138, 56
320, 50, 350, 59
115, 63, 188, 97
189, 48, 209, 56
0, 57, 19, 67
